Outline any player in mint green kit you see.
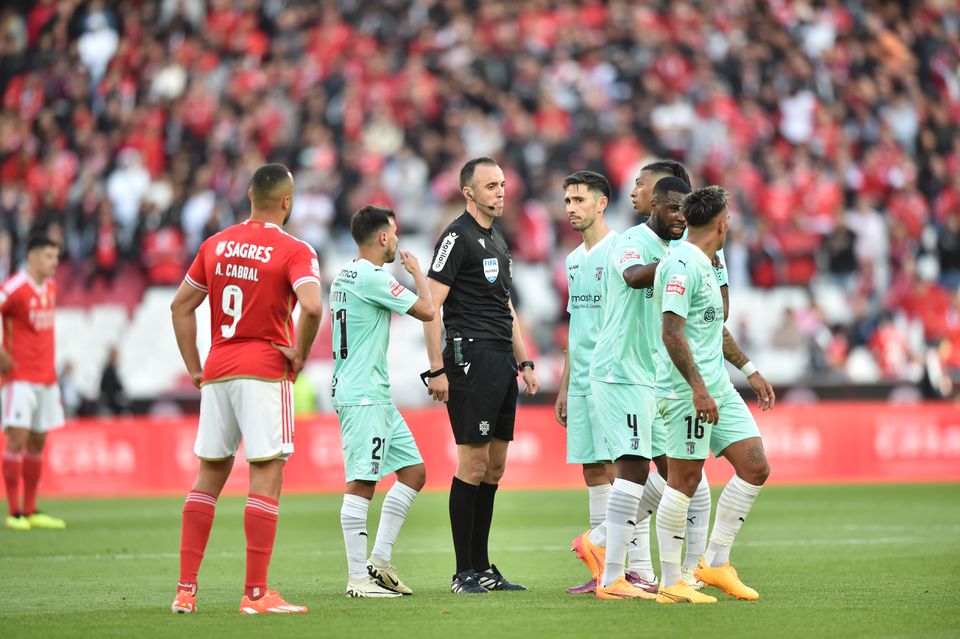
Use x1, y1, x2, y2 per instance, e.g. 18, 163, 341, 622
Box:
331, 205, 435, 599
568, 169, 692, 599
653, 187, 775, 605
554, 171, 617, 595
623, 161, 717, 591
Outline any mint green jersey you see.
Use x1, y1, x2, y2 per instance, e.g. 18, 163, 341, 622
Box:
330, 259, 418, 406
672, 234, 728, 287
654, 241, 734, 400
565, 231, 617, 396
590, 224, 669, 386
715, 248, 729, 286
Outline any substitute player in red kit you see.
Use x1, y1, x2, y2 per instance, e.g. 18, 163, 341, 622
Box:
1, 234, 66, 531
170, 164, 323, 615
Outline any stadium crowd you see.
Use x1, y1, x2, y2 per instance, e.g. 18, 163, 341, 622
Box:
1, 0, 960, 394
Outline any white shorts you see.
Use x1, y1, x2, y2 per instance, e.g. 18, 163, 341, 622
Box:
195, 378, 295, 462
2, 382, 65, 433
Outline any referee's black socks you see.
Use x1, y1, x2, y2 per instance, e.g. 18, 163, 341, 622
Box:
471, 482, 498, 572
450, 477, 479, 574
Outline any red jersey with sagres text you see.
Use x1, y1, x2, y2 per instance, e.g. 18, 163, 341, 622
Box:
0, 272, 57, 385
184, 220, 320, 383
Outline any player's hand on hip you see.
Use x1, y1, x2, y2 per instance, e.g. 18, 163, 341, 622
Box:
554, 391, 567, 427
189, 371, 203, 389
400, 251, 422, 276
693, 388, 718, 424
0, 351, 13, 374
521, 369, 540, 397
747, 372, 776, 410
427, 373, 448, 403
271, 342, 305, 377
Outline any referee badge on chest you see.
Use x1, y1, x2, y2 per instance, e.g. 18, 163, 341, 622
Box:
483, 258, 499, 282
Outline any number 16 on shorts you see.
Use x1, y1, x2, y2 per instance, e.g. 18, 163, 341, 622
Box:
660, 393, 761, 460
659, 397, 710, 460
684, 415, 704, 455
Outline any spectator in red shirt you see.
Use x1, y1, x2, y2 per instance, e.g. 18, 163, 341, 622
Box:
142, 222, 186, 286
887, 179, 930, 239
85, 203, 119, 290
869, 313, 913, 380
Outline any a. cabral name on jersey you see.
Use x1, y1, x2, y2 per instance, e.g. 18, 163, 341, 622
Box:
215, 240, 274, 263
215, 261, 260, 282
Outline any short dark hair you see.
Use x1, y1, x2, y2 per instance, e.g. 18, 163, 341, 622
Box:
562, 171, 611, 200
459, 157, 499, 189
682, 186, 729, 227
642, 160, 691, 188
350, 205, 396, 245
250, 163, 293, 205
27, 234, 58, 252
652, 176, 692, 198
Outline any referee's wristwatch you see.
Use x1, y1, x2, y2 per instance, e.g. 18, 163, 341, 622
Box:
518, 360, 535, 372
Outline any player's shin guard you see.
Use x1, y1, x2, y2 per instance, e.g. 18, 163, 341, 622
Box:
587, 483, 610, 529
244, 494, 279, 599
3, 450, 22, 516
684, 472, 711, 570
179, 490, 218, 593
372, 482, 417, 563
22, 451, 42, 516
637, 470, 665, 521
656, 487, 691, 587
340, 494, 370, 579
600, 478, 643, 588
627, 518, 655, 582
704, 475, 761, 568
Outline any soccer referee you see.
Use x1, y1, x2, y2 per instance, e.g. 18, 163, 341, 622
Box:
423, 157, 540, 594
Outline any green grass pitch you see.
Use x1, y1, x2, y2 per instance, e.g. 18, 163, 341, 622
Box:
2, 484, 958, 638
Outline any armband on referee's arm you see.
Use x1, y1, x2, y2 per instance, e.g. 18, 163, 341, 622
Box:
518, 360, 535, 372
739, 361, 758, 377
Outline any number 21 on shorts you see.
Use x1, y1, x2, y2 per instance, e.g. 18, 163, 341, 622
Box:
370, 436, 384, 475
221, 284, 244, 338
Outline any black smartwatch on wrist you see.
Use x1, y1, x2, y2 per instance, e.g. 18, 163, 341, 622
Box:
518, 360, 535, 372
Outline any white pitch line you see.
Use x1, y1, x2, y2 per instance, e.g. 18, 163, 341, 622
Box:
0, 535, 952, 563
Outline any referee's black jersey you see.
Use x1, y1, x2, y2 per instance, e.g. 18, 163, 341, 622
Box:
428, 212, 513, 346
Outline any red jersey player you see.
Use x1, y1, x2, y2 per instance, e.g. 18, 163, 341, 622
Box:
169, 164, 323, 615
1, 234, 66, 531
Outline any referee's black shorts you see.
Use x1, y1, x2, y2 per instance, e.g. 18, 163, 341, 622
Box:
443, 340, 518, 445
